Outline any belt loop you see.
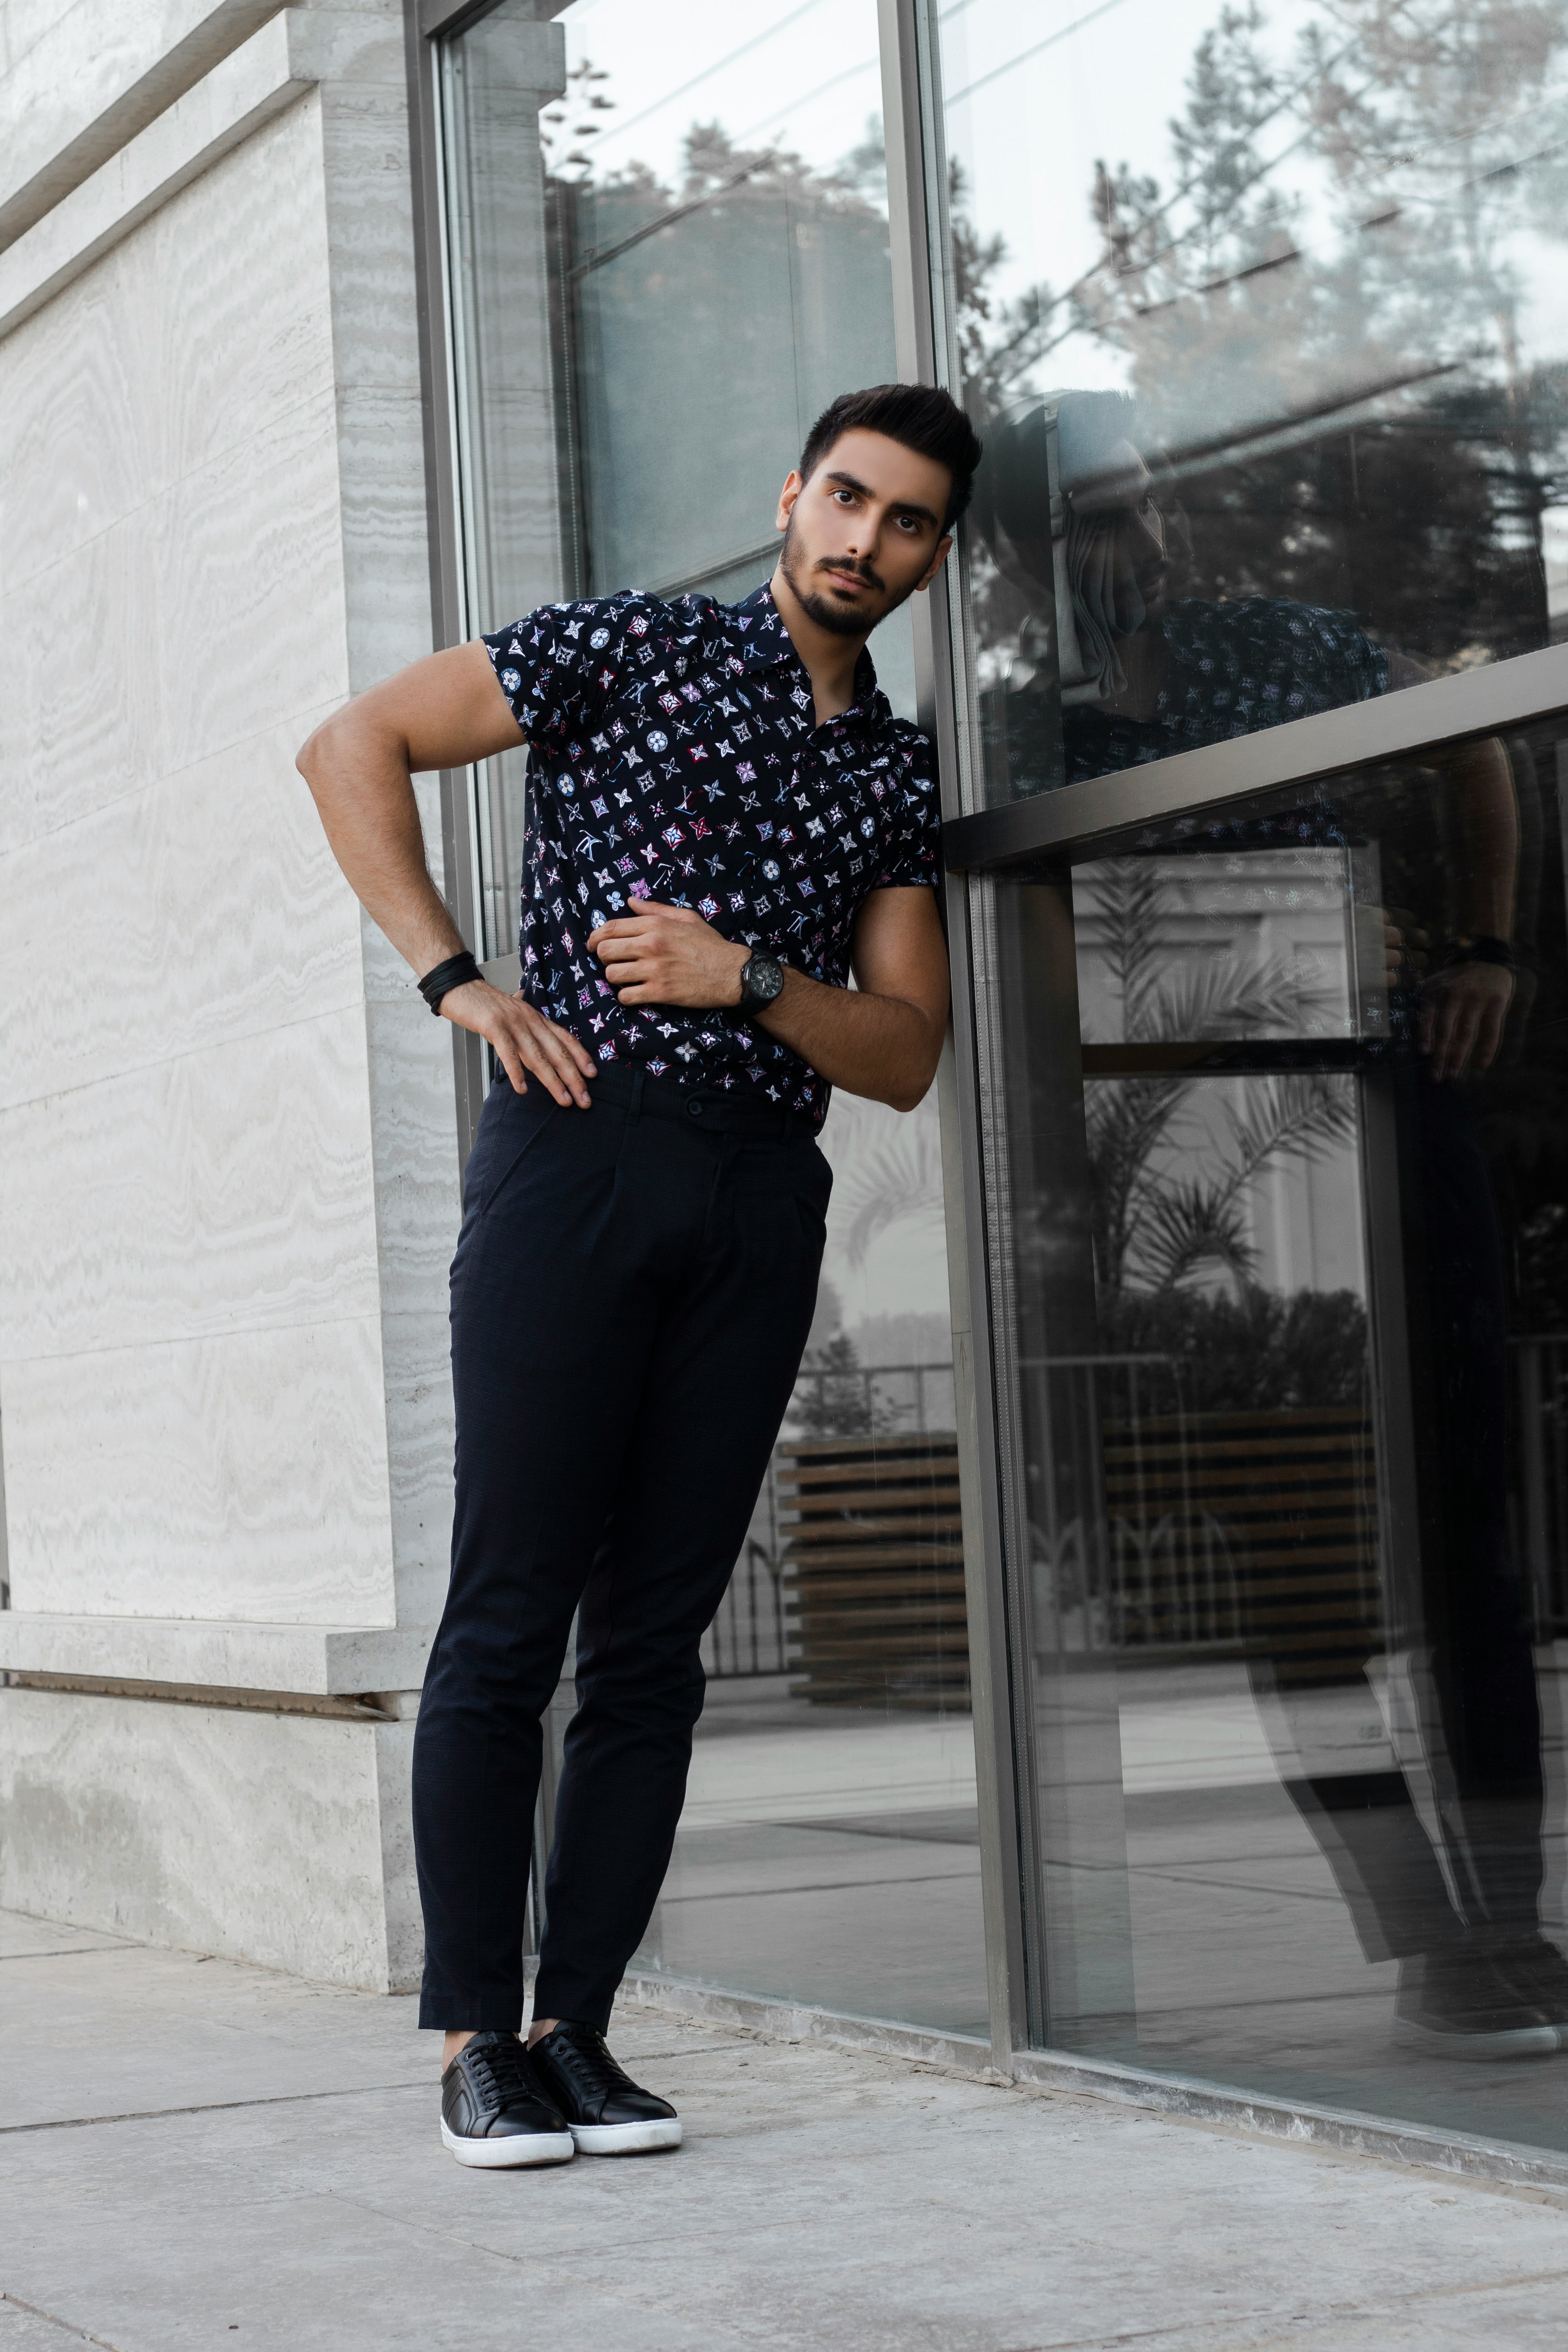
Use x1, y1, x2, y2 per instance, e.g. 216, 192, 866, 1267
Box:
629, 1065, 645, 1126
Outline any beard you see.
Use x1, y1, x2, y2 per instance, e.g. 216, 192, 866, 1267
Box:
778, 516, 892, 637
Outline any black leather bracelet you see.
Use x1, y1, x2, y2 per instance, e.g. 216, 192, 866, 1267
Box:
1452, 934, 1516, 971
418, 951, 482, 1014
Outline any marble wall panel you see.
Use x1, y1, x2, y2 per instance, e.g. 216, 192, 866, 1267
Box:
0, 7, 78, 82
0, 258, 148, 593
317, 58, 421, 407
0, 1686, 411, 1989
0, 719, 363, 1111
0, 573, 33, 856
151, 386, 347, 783
6, 501, 167, 848
381, 1305, 456, 1631
0, 1009, 381, 1361
0, 93, 331, 595
0, 0, 282, 245
361, 996, 461, 1312
3, 1313, 396, 1622
335, 377, 434, 697
144, 88, 333, 492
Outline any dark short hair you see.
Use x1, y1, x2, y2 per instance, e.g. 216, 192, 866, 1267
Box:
798, 383, 984, 529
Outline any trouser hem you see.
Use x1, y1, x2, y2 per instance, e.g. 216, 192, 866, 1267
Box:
530, 1975, 614, 2035
418, 1989, 526, 2033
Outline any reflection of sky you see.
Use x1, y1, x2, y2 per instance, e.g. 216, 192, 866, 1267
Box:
557, 0, 885, 193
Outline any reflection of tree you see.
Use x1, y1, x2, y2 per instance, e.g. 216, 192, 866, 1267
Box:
950, 0, 1568, 668
1084, 865, 1356, 1297
789, 1333, 913, 1438
546, 110, 897, 595
1100, 1284, 1368, 1410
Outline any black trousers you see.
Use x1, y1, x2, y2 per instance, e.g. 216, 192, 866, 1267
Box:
413, 1060, 829, 2031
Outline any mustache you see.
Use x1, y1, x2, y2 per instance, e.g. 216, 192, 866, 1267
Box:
815, 554, 885, 593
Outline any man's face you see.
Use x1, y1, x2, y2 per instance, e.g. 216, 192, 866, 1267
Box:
774, 427, 954, 638
1072, 440, 1171, 619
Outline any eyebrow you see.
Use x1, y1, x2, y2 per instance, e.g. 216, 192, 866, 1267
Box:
822, 469, 942, 531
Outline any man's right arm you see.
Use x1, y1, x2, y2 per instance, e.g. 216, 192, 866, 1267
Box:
295, 640, 596, 1107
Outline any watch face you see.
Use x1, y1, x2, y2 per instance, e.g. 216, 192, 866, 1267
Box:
745, 955, 786, 1008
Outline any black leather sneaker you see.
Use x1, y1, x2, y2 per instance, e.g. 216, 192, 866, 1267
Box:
1392, 1946, 1559, 2059
1493, 1931, 1568, 2045
527, 2021, 682, 2154
441, 2029, 577, 2168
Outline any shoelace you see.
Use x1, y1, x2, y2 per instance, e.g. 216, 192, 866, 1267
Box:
543, 2025, 635, 2102
464, 2036, 536, 2111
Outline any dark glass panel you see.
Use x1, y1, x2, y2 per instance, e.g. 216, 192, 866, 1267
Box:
989, 710, 1568, 2150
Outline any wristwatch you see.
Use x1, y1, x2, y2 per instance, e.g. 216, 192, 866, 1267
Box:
737, 953, 786, 1013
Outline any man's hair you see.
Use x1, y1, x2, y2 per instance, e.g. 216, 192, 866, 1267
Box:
798, 384, 983, 529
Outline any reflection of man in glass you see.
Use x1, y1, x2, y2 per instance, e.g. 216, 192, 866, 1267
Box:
976, 390, 1390, 790
983, 391, 1568, 2054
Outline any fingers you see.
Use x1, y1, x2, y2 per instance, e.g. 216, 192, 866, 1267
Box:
543, 1016, 598, 1078
500, 1007, 594, 1107
587, 898, 701, 953
1473, 999, 1507, 1074
1439, 1002, 1480, 1082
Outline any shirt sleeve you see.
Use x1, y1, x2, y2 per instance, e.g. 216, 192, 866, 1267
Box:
873, 727, 941, 890
481, 597, 643, 750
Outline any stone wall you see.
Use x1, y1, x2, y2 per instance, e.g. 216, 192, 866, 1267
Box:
0, 1, 454, 1987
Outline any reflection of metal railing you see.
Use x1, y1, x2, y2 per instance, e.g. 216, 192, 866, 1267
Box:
701, 1538, 789, 1679
702, 1338, 1568, 1676
1017, 1354, 1382, 1675
701, 1363, 958, 1683
1511, 1336, 1568, 1636
786, 1360, 956, 1439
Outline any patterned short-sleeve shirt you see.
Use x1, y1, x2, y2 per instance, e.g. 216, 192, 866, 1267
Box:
1064, 597, 1390, 786
482, 579, 940, 1124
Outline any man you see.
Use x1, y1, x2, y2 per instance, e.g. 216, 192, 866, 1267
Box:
297, 383, 981, 2166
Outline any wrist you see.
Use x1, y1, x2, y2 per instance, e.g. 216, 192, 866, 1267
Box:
735, 949, 788, 1015
418, 949, 482, 1015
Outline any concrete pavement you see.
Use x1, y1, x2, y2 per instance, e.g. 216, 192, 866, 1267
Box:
5, 1904, 1568, 2351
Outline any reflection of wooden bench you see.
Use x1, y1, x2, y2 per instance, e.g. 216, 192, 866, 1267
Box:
776, 1434, 968, 1710
1102, 1404, 1382, 1682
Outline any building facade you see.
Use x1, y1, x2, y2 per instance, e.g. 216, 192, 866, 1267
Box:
8, 0, 1568, 2179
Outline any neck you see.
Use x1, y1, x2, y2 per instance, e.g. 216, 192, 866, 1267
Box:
768, 563, 867, 725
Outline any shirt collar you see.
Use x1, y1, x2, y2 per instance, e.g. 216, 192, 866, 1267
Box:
730, 578, 883, 719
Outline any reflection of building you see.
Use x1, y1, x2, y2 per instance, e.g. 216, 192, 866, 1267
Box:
9, 0, 1568, 2179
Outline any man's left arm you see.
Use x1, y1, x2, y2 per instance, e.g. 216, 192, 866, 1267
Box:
587, 885, 949, 1112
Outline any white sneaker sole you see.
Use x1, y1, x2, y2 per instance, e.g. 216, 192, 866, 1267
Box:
569, 2117, 683, 2155
1391, 2016, 1560, 2060
441, 2118, 577, 2168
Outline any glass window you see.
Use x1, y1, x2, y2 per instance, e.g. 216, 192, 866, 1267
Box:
437, 0, 985, 2038
932, 2, 1568, 804
986, 708, 1568, 2149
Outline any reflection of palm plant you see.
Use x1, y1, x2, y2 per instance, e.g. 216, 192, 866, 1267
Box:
827, 1100, 946, 1272
1087, 864, 1356, 1297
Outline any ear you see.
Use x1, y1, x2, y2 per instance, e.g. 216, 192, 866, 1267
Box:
775, 468, 804, 532
914, 533, 954, 593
